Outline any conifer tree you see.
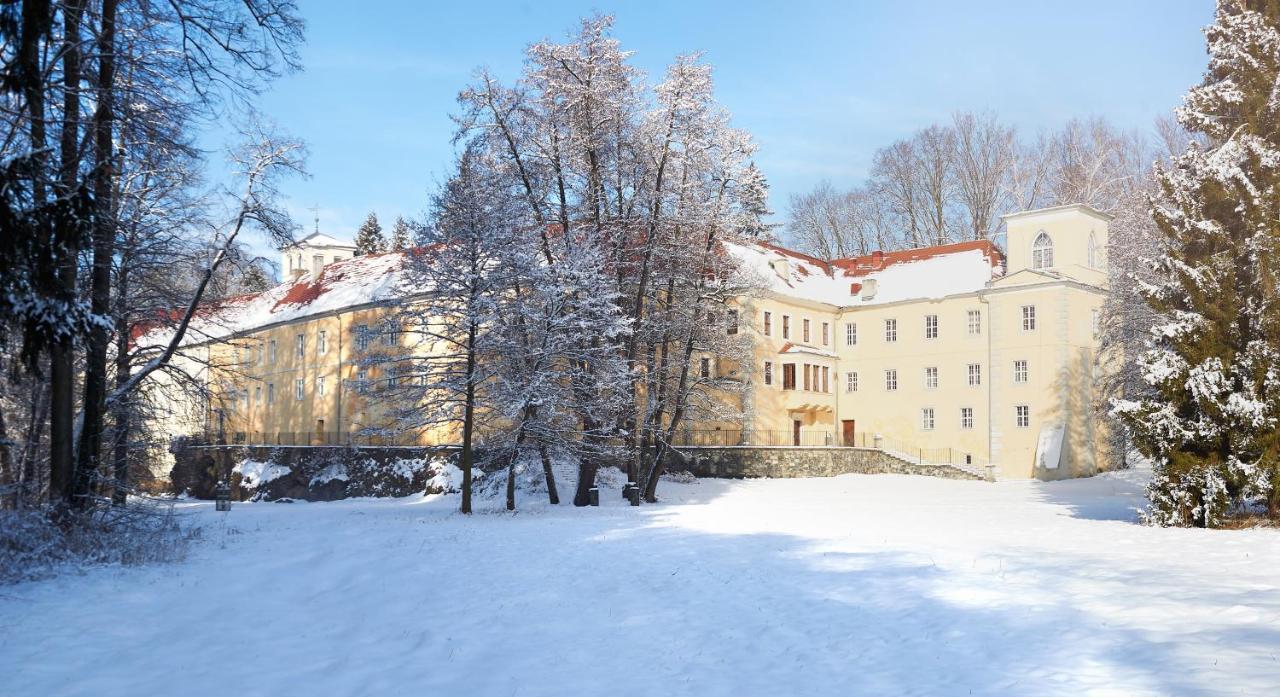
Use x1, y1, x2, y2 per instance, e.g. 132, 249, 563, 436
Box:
1115, 0, 1280, 527
389, 216, 413, 251
353, 212, 385, 255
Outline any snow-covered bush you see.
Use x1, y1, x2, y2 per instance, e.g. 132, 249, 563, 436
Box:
0, 502, 193, 585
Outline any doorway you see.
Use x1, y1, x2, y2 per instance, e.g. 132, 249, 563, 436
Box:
792, 419, 802, 446
842, 420, 856, 447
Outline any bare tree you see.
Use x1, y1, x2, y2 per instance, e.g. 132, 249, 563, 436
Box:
951, 111, 1015, 239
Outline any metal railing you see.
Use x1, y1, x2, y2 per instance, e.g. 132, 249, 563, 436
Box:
667, 429, 979, 467
671, 429, 836, 447
219, 431, 437, 447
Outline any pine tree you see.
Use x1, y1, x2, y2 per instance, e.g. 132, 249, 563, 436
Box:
1115, 0, 1280, 527
353, 212, 385, 255
389, 216, 413, 251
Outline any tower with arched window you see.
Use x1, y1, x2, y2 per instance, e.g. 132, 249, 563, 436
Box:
1002, 204, 1109, 283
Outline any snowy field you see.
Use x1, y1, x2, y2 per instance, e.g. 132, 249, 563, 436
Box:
3, 470, 1279, 697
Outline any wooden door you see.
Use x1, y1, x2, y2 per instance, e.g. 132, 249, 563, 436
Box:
842, 420, 856, 447
792, 419, 802, 446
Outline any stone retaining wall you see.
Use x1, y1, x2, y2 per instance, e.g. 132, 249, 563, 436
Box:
170, 444, 460, 501
671, 446, 984, 481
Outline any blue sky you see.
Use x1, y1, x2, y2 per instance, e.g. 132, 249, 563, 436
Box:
210, 0, 1214, 252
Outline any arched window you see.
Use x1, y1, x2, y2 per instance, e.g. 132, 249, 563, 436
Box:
1087, 232, 1098, 268
1032, 232, 1053, 269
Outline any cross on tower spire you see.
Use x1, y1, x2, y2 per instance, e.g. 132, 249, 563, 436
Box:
307, 204, 320, 234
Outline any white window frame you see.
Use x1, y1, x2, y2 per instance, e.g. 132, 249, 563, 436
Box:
885, 318, 898, 343
763, 311, 772, 337
884, 369, 898, 392
316, 375, 326, 397
295, 333, 305, 358
924, 314, 938, 340
921, 408, 935, 431
845, 322, 856, 346
317, 330, 327, 356
846, 371, 858, 393
961, 407, 974, 430
1022, 305, 1037, 332
1016, 404, 1030, 428
269, 339, 277, 364
924, 366, 938, 390
267, 383, 274, 404
1032, 231, 1053, 269
967, 309, 981, 336
356, 370, 368, 394
763, 361, 773, 386
294, 378, 304, 401
1014, 360, 1029, 384
968, 363, 982, 387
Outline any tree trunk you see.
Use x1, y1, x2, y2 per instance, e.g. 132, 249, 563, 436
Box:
458, 321, 478, 515
538, 442, 559, 505
111, 271, 132, 506
74, 0, 119, 508
50, 0, 86, 506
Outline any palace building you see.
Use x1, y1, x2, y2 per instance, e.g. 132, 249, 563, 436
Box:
155, 203, 1111, 481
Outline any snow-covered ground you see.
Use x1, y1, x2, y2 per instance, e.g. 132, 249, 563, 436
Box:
3, 470, 1278, 696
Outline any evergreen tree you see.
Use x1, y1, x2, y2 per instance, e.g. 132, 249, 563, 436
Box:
1115, 0, 1280, 527
353, 212, 385, 255
389, 216, 413, 251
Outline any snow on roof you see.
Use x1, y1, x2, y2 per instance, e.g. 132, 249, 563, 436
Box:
141, 251, 416, 348
778, 342, 837, 359
290, 231, 356, 249
726, 239, 1004, 308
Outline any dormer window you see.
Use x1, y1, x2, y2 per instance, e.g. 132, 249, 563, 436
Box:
1032, 232, 1054, 270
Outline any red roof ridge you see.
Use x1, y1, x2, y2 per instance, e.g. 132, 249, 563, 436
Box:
831, 239, 1003, 276
756, 241, 832, 275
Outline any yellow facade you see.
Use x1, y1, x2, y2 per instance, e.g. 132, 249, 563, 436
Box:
737, 204, 1111, 479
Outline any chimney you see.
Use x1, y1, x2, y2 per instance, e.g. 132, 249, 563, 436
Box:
871, 250, 885, 267
769, 257, 790, 279
860, 278, 878, 301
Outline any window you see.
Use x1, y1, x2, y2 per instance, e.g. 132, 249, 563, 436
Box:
924, 366, 938, 390
924, 314, 938, 340
1022, 305, 1037, 331
803, 364, 812, 391
384, 367, 397, 388
254, 385, 261, 404
382, 321, 399, 346
885, 318, 897, 342
967, 310, 982, 336
1014, 360, 1029, 384
763, 361, 773, 386
1088, 232, 1099, 268
822, 366, 830, 393
961, 407, 974, 430
316, 376, 326, 397
763, 311, 772, 337
1016, 404, 1031, 428
885, 369, 898, 391
700, 357, 711, 379
312, 254, 324, 275
257, 345, 265, 365
727, 309, 739, 335
845, 322, 857, 346
821, 322, 829, 346
356, 370, 368, 394
267, 383, 275, 404
782, 363, 796, 390
294, 379, 304, 401
269, 339, 277, 364
317, 330, 327, 356
968, 363, 982, 387
846, 371, 859, 393
803, 319, 811, 343
356, 324, 370, 352
295, 333, 305, 358
1032, 231, 1054, 269
782, 315, 791, 339
921, 408, 935, 430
